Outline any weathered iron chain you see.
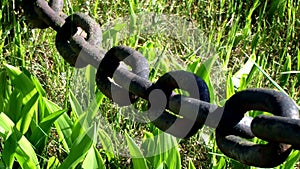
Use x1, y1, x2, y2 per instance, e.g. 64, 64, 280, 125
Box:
19, 0, 300, 167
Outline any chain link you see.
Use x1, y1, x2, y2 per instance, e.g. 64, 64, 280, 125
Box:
19, 0, 300, 167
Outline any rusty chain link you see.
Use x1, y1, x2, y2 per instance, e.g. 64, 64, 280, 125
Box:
18, 0, 300, 167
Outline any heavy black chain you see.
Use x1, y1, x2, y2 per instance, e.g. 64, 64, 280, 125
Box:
18, 0, 300, 167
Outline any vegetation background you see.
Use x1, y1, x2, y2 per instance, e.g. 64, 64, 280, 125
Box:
0, 0, 300, 168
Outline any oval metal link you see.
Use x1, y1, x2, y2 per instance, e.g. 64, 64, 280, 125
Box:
22, 0, 64, 29
148, 70, 210, 138
56, 13, 102, 67
96, 46, 150, 106
216, 88, 299, 168
34, 0, 65, 31
252, 115, 300, 148
33, 0, 65, 30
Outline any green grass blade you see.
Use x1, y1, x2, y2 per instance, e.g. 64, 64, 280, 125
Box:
6, 89, 23, 123
141, 131, 155, 163
297, 50, 300, 85
69, 90, 83, 118
196, 55, 217, 82
4, 64, 35, 98
213, 156, 226, 169
156, 162, 167, 169
71, 113, 86, 142
280, 54, 291, 86
58, 125, 96, 169
3, 128, 40, 169
0, 70, 8, 112
85, 65, 97, 101
297, 50, 300, 71
165, 138, 181, 169
2, 129, 18, 168
0, 113, 15, 168
243, 52, 289, 96
82, 146, 106, 169
283, 150, 300, 169
32, 76, 46, 97
30, 109, 67, 151
232, 55, 255, 89
16, 92, 39, 134
54, 113, 73, 152
46, 156, 61, 169
0, 112, 14, 139
43, 98, 72, 151
98, 128, 115, 161
125, 132, 149, 169
226, 72, 235, 98
14, 128, 41, 169
188, 160, 196, 169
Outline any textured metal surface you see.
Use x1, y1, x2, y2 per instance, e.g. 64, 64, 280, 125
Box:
56, 13, 103, 67
147, 71, 210, 138
34, 0, 65, 30
96, 46, 150, 106
21, 0, 64, 29
216, 89, 299, 167
252, 115, 300, 148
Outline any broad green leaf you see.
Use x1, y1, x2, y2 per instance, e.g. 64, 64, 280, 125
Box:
232, 56, 255, 89
5, 64, 36, 101
141, 130, 155, 161
16, 92, 39, 134
213, 157, 226, 169
3, 128, 40, 169
284, 150, 300, 169
188, 160, 196, 169
40, 109, 67, 128
0, 70, 8, 103
156, 162, 167, 169
238, 74, 248, 91
70, 98, 99, 143
152, 131, 164, 167
85, 65, 97, 101
102, 23, 126, 43
6, 89, 23, 123
226, 73, 234, 99
196, 55, 217, 82
82, 146, 106, 169
43, 98, 72, 152
46, 156, 61, 169
0, 161, 5, 169
98, 129, 115, 161
69, 90, 83, 118
71, 113, 87, 142
125, 132, 148, 169
165, 138, 181, 169
206, 76, 216, 104
153, 133, 180, 169
187, 57, 200, 74
55, 113, 73, 152
0, 112, 14, 139
30, 109, 66, 152
14, 129, 41, 169
32, 76, 46, 97
58, 125, 96, 169
2, 129, 17, 168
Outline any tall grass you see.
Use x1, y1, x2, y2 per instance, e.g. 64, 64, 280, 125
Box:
0, 0, 299, 168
